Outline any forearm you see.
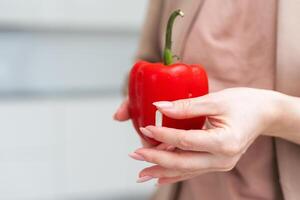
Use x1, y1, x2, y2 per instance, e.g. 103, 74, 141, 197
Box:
267, 92, 300, 144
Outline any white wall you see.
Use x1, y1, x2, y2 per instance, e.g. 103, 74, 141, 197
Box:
0, 1, 153, 199
0, 0, 148, 30
0, 97, 155, 199
0, 32, 137, 93
0, 1, 148, 93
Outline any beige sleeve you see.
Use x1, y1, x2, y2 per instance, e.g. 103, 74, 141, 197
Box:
135, 0, 163, 62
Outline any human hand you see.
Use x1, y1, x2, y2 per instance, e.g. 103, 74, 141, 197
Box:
130, 88, 281, 184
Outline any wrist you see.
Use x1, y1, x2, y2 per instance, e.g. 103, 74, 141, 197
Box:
263, 91, 300, 139
262, 91, 286, 137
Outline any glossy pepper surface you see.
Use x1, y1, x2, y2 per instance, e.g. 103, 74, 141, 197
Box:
129, 10, 209, 145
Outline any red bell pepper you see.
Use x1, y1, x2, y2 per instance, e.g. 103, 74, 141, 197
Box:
129, 10, 209, 145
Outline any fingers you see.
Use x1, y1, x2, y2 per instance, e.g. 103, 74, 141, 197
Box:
140, 126, 221, 153
133, 148, 215, 171
158, 174, 199, 185
155, 143, 176, 151
139, 165, 187, 179
153, 94, 221, 119
131, 146, 239, 184
138, 165, 207, 185
113, 98, 130, 121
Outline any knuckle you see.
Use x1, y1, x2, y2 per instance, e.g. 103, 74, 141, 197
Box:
205, 94, 216, 105
174, 152, 198, 172
166, 159, 179, 169
177, 160, 193, 171
167, 153, 193, 171
182, 99, 193, 110
147, 154, 159, 164
177, 133, 192, 150
176, 99, 193, 117
207, 97, 223, 114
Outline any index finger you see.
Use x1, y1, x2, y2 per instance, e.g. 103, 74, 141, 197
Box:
153, 94, 220, 120
140, 126, 221, 153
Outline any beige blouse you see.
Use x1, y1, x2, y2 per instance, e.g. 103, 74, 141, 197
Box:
135, 0, 300, 199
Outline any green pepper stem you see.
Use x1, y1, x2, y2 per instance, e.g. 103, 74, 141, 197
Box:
163, 9, 184, 65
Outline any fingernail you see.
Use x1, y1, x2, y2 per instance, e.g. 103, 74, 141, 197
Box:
140, 127, 153, 138
153, 101, 173, 109
129, 152, 145, 161
137, 176, 153, 183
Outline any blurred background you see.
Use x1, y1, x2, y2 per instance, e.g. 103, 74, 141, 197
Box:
0, 0, 155, 199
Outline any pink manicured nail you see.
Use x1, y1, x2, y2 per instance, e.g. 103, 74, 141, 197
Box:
140, 127, 153, 138
137, 176, 153, 183
129, 152, 145, 161
153, 101, 173, 109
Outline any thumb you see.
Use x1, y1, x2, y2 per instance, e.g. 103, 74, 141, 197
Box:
153, 95, 219, 119
113, 98, 130, 121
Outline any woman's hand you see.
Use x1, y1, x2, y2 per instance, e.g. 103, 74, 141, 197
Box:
130, 88, 283, 184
